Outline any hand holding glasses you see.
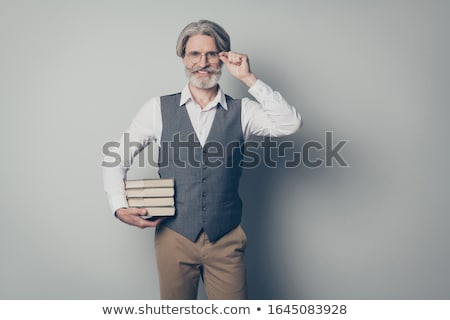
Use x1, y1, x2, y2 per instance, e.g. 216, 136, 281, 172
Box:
186, 51, 245, 66
185, 50, 255, 87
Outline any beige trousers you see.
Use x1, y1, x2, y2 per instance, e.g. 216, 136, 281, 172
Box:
154, 225, 247, 300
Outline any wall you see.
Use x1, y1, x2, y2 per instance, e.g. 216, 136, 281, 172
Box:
1, 0, 449, 299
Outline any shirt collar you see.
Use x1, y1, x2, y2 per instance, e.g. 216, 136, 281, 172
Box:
180, 84, 228, 111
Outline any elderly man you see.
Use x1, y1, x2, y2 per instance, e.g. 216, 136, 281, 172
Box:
102, 19, 302, 299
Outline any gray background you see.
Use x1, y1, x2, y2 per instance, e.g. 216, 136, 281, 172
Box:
1, 0, 449, 299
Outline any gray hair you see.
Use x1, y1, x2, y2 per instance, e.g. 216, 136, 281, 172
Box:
176, 20, 230, 57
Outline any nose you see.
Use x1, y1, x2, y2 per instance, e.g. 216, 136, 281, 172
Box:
197, 54, 209, 67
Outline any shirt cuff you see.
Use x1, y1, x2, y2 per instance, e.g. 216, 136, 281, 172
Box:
108, 192, 129, 217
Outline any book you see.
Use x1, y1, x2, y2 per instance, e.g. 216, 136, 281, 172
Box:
126, 187, 175, 198
140, 206, 175, 217
125, 178, 174, 189
127, 197, 174, 207
125, 178, 175, 217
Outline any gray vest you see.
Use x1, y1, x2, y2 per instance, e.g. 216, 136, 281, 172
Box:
158, 93, 244, 242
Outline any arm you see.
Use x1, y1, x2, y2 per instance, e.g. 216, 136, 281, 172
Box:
101, 97, 165, 228
219, 51, 302, 138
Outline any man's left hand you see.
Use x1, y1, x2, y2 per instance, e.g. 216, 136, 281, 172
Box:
219, 51, 257, 88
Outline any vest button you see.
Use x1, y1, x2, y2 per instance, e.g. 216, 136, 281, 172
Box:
202, 206, 207, 211
202, 178, 207, 183
202, 192, 207, 197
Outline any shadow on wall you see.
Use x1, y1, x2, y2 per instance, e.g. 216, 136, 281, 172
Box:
240, 133, 309, 300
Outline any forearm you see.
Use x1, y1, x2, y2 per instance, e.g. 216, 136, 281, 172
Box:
102, 164, 129, 215
240, 72, 257, 88
244, 79, 302, 137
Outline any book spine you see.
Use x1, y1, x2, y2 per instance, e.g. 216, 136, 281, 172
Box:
143, 207, 175, 216
126, 188, 175, 198
125, 179, 175, 189
128, 197, 174, 207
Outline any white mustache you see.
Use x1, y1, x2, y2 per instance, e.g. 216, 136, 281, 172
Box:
189, 66, 221, 74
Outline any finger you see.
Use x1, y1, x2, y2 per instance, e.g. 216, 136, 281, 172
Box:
149, 217, 166, 227
130, 215, 165, 229
134, 218, 156, 229
228, 51, 236, 64
219, 52, 229, 64
139, 219, 161, 228
229, 52, 245, 66
116, 207, 147, 225
139, 216, 166, 228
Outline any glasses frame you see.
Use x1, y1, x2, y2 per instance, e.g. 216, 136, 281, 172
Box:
185, 51, 221, 64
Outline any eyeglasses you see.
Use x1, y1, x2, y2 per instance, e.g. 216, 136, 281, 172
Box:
185, 51, 220, 64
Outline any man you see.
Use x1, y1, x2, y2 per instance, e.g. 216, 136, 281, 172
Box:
102, 19, 302, 299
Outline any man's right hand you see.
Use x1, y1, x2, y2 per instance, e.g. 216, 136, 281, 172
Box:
115, 207, 165, 228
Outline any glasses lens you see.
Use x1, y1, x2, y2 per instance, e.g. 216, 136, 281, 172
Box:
188, 52, 201, 63
187, 52, 219, 63
206, 52, 219, 62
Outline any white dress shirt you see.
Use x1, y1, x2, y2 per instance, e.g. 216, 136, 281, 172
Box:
102, 79, 302, 214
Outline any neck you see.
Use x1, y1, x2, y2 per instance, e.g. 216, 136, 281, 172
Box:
189, 84, 218, 109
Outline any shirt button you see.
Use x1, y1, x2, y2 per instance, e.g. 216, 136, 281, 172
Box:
202, 192, 207, 197
202, 206, 207, 211
202, 178, 207, 183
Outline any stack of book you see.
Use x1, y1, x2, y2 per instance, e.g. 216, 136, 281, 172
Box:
125, 178, 175, 218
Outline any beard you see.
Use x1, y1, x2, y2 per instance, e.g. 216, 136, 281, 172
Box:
185, 65, 222, 89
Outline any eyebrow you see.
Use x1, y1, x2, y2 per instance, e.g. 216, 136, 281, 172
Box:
187, 51, 219, 54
